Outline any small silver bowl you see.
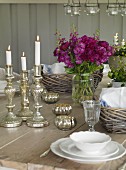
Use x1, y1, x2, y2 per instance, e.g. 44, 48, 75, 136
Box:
54, 115, 77, 131
52, 103, 72, 115
42, 92, 59, 104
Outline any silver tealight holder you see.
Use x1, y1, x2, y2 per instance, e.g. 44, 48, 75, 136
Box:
52, 103, 76, 131
1, 65, 22, 127
52, 103, 72, 116
26, 65, 49, 128
54, 115, 77, 131
17, 71, 33, 121
42, 92, 59, 104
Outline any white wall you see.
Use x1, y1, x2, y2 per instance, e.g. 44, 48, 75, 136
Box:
0, 3, 125, 73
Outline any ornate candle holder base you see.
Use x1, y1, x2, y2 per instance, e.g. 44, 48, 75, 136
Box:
17, 109, 33, 121
26, 106, 49, 128
26, 117, 49, 128
1, 105, 22, 128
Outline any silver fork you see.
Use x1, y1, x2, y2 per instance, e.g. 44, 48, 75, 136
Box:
40, 148, 51, 158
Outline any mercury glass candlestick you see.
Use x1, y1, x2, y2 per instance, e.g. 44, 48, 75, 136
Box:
0, 65, 22, 127
26, 65, 49, 128
17, 71, 33, 121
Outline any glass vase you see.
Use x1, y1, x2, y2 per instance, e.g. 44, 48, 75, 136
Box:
72, 73, 94, 104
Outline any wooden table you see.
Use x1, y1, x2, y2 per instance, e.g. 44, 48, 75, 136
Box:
0, 75, 125, 170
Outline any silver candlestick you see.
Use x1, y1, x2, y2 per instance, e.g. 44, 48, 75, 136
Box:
26, 65, 49, 128
17, 70, 33, 121
0, 65, 22, 127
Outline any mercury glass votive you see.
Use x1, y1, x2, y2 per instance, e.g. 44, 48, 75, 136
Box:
42, 92, 59, 104
52, 103, 72, 116
54, 115, 76, 131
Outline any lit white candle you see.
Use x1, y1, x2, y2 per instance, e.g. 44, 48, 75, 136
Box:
21, 52, 26, 71
121, 39, 125, 46
35, 35, 40, 65
6, 45, 12, 65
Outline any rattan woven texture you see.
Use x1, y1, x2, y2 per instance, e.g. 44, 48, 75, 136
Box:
100, 107, 126, 133
42, 73, 103, 93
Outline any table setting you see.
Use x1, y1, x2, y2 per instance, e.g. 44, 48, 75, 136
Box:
39, 97, 126, 168
49, 99, 126, 166
0, 32, 125, 170
50, 132, 126, 165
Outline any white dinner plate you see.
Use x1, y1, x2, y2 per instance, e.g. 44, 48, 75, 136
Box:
59, 138, 119, 158
50, 138, 126, 164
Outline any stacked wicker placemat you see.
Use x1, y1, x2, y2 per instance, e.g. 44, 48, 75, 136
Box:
42, 72, 103, 93
100, 107, 126, 133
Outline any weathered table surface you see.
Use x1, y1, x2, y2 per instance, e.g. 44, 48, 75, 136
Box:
0, 75, 125, 170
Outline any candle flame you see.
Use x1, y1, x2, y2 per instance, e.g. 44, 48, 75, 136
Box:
8, 45, 10, 51
37, 35, 39, 41
22, 52, 25, 57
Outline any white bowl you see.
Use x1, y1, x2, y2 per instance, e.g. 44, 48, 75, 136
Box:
70, 131, 111, 153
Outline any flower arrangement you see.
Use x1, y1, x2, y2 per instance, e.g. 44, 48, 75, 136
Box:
53, 31, 114, 103
108, 42, 126, 83
53, 31, 114, 75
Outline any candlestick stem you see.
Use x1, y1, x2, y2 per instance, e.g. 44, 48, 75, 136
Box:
0, 65, 22, 127
26, 65, 48, 128
17, 71, 33, 121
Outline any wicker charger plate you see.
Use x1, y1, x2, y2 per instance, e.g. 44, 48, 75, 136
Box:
41, 73, 103, 93
100, 107, 126, 133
